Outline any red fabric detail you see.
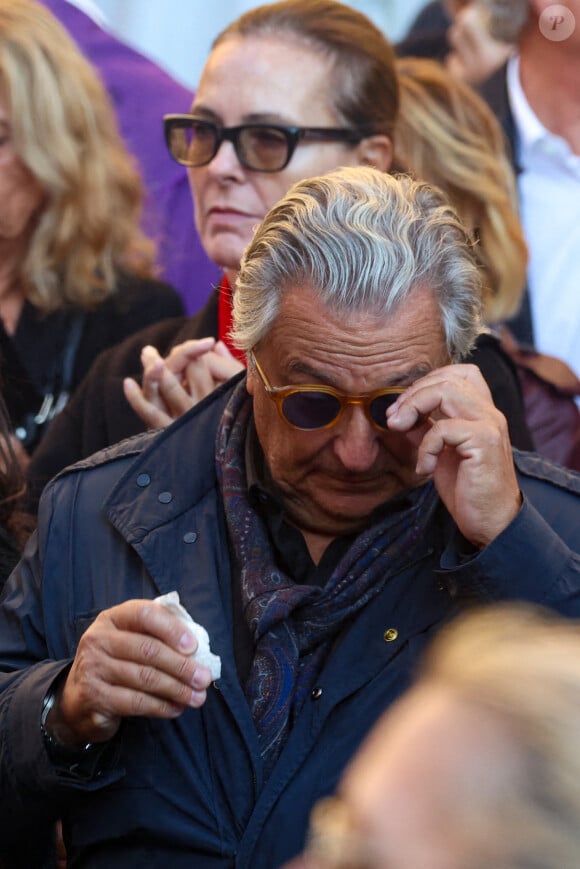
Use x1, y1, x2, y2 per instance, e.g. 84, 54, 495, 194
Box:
217, 276, 246, 363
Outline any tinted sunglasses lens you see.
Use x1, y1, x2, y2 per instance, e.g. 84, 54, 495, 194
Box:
368, 392, 401, 429
187, 121, 219, 166
238, 126, 291, 171
168, 121, 216, 166
282, 391, 342, 429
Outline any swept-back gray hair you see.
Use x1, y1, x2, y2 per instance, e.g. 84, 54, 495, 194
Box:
232, 167, 483, 360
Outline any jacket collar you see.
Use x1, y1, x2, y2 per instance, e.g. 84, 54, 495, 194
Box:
103, 372, 246, 543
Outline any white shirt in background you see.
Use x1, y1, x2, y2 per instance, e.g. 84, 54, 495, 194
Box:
507, 55, 580, 380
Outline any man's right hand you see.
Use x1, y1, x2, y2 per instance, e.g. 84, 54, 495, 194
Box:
47, 600, 213, 747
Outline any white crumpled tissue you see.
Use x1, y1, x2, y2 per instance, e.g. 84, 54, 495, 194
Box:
154, 591, 222, 680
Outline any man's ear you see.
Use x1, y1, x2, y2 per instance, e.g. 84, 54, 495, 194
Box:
356, 135, 393, 172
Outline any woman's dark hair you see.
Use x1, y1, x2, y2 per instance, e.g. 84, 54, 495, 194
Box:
0, 393, 34, 547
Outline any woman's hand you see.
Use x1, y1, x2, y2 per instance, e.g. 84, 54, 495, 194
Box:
123, 338, 245, 429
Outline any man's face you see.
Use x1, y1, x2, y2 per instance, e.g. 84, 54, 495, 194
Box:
246, 283, 449, 541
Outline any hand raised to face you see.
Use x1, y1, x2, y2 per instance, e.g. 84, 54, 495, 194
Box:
386, 363, 522, 548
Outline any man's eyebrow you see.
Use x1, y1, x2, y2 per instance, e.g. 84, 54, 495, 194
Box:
385, 366, 433, 387
286, 361, 433, 389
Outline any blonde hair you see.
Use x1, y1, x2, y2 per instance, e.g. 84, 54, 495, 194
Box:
0, 0, 156, 312
394, 57, 527, 323
419, 604, 580, 868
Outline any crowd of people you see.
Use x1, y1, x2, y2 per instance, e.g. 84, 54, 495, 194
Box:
0, 0, 579, 867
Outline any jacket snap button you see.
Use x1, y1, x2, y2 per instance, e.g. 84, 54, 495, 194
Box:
158, 491, 173, 504
383, 628, 398, 643
311, 686, 323, 701
136, 473, 151, 487
183, 532, 197, 544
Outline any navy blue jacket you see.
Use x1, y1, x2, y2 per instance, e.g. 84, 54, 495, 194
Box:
1, 376, 579, 867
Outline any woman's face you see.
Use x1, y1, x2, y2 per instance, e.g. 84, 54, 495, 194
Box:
188, 35, 384, 276
0, 99, 44, 244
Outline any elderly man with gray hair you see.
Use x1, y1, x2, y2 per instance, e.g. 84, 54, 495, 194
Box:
0, 167, 579, 867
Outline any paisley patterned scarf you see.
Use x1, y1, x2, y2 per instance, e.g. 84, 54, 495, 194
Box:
216, 380, 438, 774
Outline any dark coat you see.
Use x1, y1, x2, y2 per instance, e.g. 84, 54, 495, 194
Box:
26, 286, 532, 511
2, 376, 579, 867
25, 291, 218, 511
2, 272, 184, 454
478, 65, 535, 346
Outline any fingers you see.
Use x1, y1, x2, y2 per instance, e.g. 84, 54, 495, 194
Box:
127, 339, 243, 430
385, 364, 521, 546
108, 598, 199, 654
387, 364, 493, 432
182, 348, 245, 402
60, 600, 214, 744
163, 337, 216, 375
204, 347, 245, 383
414, 416, 502, 476
123, 377, 173, 429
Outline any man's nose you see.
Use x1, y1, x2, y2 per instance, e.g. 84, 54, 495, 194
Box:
332, 406, 380, 471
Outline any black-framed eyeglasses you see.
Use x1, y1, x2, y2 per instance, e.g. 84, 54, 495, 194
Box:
250, 352, 406, 432
163, 115, 367, 172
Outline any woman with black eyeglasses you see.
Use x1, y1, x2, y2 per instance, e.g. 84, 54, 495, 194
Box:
25, 0, 396, 510
26, 0, 531, 514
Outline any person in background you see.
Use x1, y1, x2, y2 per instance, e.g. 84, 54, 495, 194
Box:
295, 603, 580, 869
445, 0, 513, 84
395, 56, 526, 326
25, 0, 534, 512
24, 0, 397, 507
0, 389, 33, 591
1, 165, 578, 867
478, 0, 580, 383
393, 56, 534, 451
0, 374, 40, 867
393, 56, 580, 472
0, 0, 184, 459
397, 0, 513, 84
39, 0, 221, 313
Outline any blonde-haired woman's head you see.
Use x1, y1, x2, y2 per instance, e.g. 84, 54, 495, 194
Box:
0, 0, 156, 312
394, 56, 527, 323
329, 604, 580, 869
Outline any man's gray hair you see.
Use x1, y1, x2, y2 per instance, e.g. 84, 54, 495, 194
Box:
232, 167, 483, 360
480, 0, 530, 43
